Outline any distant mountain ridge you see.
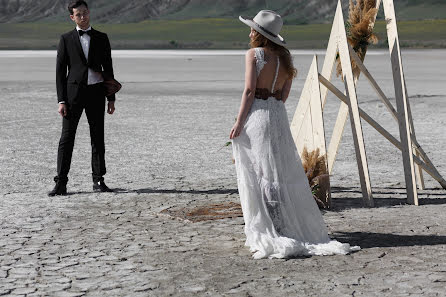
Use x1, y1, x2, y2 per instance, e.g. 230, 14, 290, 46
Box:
1, 0, 446, 23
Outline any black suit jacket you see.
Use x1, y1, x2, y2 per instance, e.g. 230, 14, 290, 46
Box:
56, 28, 116, 104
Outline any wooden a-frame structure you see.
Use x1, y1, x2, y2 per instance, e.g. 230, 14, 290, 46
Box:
290, 0, 446, 207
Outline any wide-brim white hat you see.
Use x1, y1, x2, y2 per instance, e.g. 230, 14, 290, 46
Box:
239, 10, 286, 46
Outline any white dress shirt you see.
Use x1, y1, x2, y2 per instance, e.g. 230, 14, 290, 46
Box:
76, 26, 104, 85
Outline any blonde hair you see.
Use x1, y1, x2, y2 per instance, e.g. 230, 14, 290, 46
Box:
250, 30, 297, 79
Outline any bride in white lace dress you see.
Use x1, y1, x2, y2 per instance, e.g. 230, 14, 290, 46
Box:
230, 10, 360, 259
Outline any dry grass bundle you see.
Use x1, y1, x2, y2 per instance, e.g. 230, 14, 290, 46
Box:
336, 0, 379, 78
301, 147, 331, 209
160, 202, 243, 222
302, 147, 327, 182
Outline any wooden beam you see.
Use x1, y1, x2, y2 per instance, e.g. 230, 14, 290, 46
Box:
319, 2, 345, 173
376, 0, 382, 10
336, 0, 374, 207
348, 43, 444, 184
325, 0, 382, 174
309, 55, 332, 206
291, 58, 317, 154
291, 0, 342, 157
327, 103, 349, 174
404, 79, 425, 189
324, 6, 353, 174
410, 133, 445, 189
347, 44, 398, 122
383, 0, 418, 205
309, 55, 328, 155
349, 42, 426, 189
318, 73, 446, 188
319, 4, 341, 109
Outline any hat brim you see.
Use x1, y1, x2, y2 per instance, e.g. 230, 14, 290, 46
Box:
239, 16, 286, 46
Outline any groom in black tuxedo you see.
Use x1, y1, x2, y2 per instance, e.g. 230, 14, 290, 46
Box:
49, 0, 116, 196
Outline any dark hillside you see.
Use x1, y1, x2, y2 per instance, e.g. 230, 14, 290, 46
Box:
1, 0, 445, 23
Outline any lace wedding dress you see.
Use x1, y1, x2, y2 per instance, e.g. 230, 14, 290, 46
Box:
232, 48, 360, 259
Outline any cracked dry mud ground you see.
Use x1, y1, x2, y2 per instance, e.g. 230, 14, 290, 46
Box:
1, 50, 446, 296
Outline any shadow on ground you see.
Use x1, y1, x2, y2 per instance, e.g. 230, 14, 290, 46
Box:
113, 188, 239, 195
332, 231, 446, 249
63, 186, 446, 211
332, 186, 446, 196
108, 186, 446, 210
331, 186, 446, 210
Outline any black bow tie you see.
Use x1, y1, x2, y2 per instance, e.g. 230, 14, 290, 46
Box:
78, 30, 90, 36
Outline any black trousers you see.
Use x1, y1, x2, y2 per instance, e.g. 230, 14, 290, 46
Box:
55, 83, 106, 184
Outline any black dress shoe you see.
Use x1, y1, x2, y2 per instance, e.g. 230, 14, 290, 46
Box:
48, 183, 67, 196
93, 181, 113, 192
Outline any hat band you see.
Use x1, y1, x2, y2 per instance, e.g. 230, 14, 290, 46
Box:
253, 21, 278, 39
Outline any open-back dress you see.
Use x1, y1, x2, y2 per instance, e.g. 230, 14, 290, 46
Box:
232, 47, 360, 259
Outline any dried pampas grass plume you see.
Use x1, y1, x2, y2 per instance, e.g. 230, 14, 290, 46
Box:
336, 0, 379, 79
302, 147, 327, 183
302, 147, 331, 209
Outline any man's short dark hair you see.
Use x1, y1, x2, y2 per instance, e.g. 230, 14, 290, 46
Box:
68, 1, 88, 15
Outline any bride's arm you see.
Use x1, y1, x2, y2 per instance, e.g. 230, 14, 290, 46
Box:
230, 49, 257, 139
281, 78, 293, 103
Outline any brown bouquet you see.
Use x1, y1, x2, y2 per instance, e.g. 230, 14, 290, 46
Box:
336, 0, 379, 79
301, 147, 331, 209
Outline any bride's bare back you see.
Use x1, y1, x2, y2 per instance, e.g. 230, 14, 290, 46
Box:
255, 47, 288, 92
230, 46, 293, 139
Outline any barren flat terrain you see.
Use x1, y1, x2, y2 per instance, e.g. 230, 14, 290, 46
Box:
1, 50, 445, 296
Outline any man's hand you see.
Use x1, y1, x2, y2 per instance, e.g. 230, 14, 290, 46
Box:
58, 103, 67, 117
107, 101, 115, 114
